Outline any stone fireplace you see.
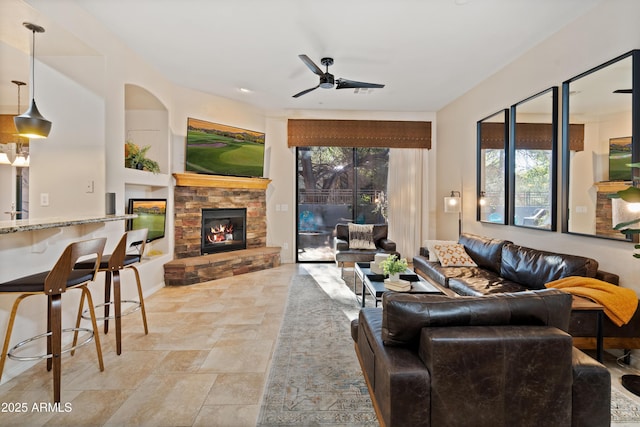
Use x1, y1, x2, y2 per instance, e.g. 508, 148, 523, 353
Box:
164, 173, 280, 285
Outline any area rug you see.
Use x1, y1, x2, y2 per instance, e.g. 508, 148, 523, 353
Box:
256, 274, 378, 426
612, 386, 640, 422
256, 268, 640, 426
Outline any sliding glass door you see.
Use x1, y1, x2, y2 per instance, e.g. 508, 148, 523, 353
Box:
296, 147, 389, 262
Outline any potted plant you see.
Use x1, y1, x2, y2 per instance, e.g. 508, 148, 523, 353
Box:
125, 141, 160, 173
380, 254, 408, 281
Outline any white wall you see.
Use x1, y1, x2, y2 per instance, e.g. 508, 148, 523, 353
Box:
436, 0, 640, 289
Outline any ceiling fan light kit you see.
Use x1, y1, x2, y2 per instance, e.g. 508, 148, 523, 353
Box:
293, 54, 385, 98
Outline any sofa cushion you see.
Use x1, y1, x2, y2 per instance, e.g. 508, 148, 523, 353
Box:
500, 243, 599, 290
412, 256, 485, 288
381, 289, 572, 346
448, 272, 528, 296
348, 223, 376, 249
432, 243, 477, 267
458, 232, 509, 274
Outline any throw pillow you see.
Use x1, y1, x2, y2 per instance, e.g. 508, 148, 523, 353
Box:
425, 240, 457, 262
433, 243, 477, 267
348, 223, 376, 250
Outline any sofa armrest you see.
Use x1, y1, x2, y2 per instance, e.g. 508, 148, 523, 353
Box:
596, 269, 619, 285
335, 237, 349, 251
378, 238, 396, 252
571, 347, 610, 426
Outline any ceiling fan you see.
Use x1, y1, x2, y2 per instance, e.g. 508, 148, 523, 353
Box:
292, 54, 385, 98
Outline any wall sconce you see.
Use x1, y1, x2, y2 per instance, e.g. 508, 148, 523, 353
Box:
444, 190, 462, 236
612, 197, 640, 230
444, 190, 461, 213
479, 191, 487, 207
14, 22, 51, 139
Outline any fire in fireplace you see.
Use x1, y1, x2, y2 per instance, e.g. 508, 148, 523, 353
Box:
201, 208, 246, 255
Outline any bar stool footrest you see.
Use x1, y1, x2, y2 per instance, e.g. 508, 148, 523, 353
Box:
8, 328, 94, 361
81, 300, 142, 321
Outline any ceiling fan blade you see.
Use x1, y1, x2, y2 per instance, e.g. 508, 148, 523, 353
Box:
293, 85, 320, 98
298, 54, 324, 76
614, 89, 632, 93
336, 78, 385, 89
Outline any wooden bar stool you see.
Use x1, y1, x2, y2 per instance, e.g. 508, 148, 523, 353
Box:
0, 237, 107, 403
75, 228, 149, 355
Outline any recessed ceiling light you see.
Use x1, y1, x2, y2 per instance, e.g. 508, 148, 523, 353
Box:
454, 0, 471, 5
239, 87, 252, 93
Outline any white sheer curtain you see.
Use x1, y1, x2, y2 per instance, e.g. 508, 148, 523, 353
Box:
387, 148, 428, 260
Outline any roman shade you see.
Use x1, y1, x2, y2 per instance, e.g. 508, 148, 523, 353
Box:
287, 119, 431, 149
480, 122, 584, 151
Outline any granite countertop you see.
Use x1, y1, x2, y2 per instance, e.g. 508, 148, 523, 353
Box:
0, 214, 136, 234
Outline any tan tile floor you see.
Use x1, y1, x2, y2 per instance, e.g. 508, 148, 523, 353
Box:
1, 263, 640, 426
0, 264, 301, 427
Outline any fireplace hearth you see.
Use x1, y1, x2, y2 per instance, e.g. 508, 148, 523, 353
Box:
201, 208, 247, 255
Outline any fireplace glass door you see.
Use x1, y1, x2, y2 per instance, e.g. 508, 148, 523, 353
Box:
201, 208, 246, 254
296, 147, 389, 262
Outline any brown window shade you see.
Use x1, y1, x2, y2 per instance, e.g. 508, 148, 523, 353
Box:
508, 123, 584, 151
287, 119, 431, 149
480, 122, 584, 151
479, 122, 507, 150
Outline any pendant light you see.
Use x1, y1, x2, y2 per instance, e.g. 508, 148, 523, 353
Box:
14, 22, 51, 139
11, 80, 29, 167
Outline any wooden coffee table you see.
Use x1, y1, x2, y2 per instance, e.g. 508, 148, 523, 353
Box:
355, 262, 443, 308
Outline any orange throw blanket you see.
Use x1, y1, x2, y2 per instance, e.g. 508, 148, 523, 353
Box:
545, 276, 638, 327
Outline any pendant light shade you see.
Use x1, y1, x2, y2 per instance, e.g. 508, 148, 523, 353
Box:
14, 99, 51, 139
14, 22, 51, 139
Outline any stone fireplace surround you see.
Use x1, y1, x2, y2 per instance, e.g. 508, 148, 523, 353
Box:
163, 174, 280, 285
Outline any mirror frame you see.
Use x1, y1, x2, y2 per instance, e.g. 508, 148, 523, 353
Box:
476, 109, 509, 224
509, 86, 559, 230
561, 50, 640, 240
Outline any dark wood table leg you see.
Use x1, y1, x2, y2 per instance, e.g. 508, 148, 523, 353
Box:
596, 310, 603, 363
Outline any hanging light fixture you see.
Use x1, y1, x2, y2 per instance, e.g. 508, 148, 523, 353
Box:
14, 22, 51, 139
0, 151, 10, 165
11, 80, 29, 167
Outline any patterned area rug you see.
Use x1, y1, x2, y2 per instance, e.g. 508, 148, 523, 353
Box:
256, 268, 640, 426
612, 386, 640, 422
257, 274, 377, 426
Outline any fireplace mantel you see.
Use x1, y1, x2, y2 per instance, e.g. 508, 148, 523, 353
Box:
173, 173, 271, 190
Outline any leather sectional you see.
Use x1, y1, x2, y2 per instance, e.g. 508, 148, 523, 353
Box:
413, 232, 640, 350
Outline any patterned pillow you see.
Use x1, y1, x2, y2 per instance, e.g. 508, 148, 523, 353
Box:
348, 223, 376, 250
432, 243, 478, 267
425, 239, 457, 262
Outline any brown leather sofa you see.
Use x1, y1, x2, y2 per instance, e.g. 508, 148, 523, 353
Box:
334, 223, 399, 273
351, 289, 611, 427
413, 232, 640, 350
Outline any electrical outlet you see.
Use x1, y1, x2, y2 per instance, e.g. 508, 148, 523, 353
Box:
40, 193, 49, 207
282, 242, 289, 250
85, 180, 94, 193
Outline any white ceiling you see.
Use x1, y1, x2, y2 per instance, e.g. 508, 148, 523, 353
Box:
2, 0, 605, 113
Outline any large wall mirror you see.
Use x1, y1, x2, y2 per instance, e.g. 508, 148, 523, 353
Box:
562, 50, 638, 241
509, 87, 558, 230
477, 109, 508, 224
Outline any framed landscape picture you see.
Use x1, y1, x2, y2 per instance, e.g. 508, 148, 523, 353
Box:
185, 118, 265, 178
609, 136, 632, 181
